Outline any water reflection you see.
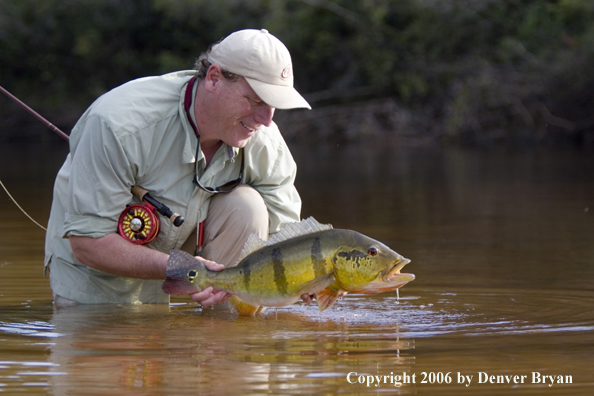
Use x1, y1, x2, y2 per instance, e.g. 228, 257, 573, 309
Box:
1, 140, 594, 394
42, 302, 414, 395
1, 286, 593, 394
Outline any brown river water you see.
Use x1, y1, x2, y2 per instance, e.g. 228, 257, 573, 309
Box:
1, 137, 593, 395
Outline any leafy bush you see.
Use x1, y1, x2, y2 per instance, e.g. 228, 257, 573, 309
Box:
1, 0, 593, 144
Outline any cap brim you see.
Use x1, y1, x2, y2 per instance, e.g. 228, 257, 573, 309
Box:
245, 78, 311, 110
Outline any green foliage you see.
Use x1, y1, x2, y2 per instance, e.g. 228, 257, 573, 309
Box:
1, 0, 594, 144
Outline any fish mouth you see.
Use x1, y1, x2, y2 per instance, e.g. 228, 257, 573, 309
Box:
382, 258, 415, 283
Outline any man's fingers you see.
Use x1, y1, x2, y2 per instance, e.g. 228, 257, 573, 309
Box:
195, 256, 225, 271
189, 286, 214, 302
189, 287, 230, 307
301, 293, 314, 304
199, 291, 230, 307
300, 292, 346, 304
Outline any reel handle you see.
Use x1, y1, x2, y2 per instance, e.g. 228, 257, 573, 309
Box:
131, 186, 185, 227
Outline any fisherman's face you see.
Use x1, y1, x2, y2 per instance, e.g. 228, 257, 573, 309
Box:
206, 68, 275, 148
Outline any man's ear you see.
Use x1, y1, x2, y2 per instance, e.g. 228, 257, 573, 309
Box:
204, 64, 223, 93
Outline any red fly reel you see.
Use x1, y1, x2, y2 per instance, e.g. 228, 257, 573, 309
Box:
117, 202, 161, 245
117, 186, 184, 245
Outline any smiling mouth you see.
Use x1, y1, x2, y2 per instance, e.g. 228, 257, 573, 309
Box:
241, 121, 258, 133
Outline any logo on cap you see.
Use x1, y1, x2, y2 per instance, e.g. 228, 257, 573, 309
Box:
281, 64, 293, 79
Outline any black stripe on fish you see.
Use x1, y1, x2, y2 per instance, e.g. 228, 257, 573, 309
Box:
241, 259, 252, 292
337, 250, 367, 268
310, 237, 326, 278
271, 247, 288, 294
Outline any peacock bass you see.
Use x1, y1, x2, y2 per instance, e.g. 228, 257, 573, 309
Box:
162, 217, 415, 315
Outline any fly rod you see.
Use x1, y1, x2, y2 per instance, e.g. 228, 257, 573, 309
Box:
0, 85, 184, 237
0, 85, 69, 141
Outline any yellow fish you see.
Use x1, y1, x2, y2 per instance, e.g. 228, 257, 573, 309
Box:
162, 217, 414, 315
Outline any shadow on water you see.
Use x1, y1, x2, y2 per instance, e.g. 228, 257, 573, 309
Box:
1, 139, 594, 394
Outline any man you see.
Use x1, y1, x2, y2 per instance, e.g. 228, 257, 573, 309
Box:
44, 29, 311, 306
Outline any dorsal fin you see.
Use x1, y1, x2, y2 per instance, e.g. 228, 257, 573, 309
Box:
237, 233, 269, 262
236, 217, 332, 262
268, 216, 333, 245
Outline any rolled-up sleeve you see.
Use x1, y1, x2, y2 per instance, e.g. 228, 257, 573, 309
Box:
63, 115, 136, 238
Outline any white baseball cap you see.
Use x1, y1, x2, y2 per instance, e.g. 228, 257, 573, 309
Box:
208, 29, 311, 110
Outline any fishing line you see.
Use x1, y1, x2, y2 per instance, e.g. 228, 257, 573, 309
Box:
0, 179, 48, 232
0, 85, 64, 235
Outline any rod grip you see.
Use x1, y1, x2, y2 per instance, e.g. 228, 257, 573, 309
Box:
131, 185, 149, 201
133, 187, 185, 228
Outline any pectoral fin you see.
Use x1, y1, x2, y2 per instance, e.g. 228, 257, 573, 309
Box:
295, 272, 335, 297
229, 295, 265, 316
315, 287, 343, 312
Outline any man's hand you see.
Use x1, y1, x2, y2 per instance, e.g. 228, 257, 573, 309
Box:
188, 256, 230, 307
190, 287, 230, 307
300, 291, 348, 305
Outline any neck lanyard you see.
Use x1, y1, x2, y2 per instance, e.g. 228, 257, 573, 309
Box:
184, 76, 199, 137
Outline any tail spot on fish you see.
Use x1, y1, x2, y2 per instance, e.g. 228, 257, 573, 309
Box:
188, 270, 197, 281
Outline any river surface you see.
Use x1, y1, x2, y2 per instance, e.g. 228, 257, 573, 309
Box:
0, 137, 593, 395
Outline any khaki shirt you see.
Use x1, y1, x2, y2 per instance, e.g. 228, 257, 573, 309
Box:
44, 70, 301, 304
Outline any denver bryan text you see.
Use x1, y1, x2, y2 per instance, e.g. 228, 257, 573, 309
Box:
464, 372, 573, 387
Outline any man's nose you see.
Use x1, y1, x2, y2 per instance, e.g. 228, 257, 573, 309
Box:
254, 105, 275, 127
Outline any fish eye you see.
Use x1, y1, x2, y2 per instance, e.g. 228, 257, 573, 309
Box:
368, 247, 379, 256
188, 270, 197, 277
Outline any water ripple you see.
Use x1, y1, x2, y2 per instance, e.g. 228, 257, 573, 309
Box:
0, 321, 60, 338
262, 287, 594, 339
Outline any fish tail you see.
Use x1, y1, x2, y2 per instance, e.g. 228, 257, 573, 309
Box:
162, 250, 206, 295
